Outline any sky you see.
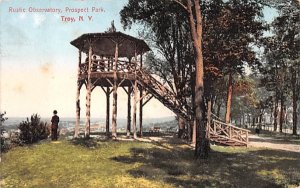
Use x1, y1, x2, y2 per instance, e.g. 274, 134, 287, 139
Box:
0, 0, 175, 119
0, 0, 278, 119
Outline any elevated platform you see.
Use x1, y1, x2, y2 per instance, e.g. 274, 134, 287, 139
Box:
79, 72, 136, 87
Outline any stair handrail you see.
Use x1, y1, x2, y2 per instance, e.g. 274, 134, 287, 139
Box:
135, 67, 190, 120
211, 113, 223, 121
212, 119, 251, 132
210, 119, 250, 146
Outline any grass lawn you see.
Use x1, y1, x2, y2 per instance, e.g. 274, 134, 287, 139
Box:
1, 137, 299, 188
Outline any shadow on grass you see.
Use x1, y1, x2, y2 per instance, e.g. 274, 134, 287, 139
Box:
70, 137, 102, 148
112, 145, 300, 188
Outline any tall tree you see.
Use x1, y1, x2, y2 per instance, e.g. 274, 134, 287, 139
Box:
121, 0, 210, 158
121, 0, 194, 140
273, 1, 300, 134
262, 0, 300, 133
212, 0, 265, 123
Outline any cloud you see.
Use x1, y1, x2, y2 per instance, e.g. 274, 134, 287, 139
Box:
40, 63, 53, 75
33, 14, 46, 27
13, 83, 25, 94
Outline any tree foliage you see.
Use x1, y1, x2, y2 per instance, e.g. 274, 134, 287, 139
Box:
261, 0, 300, 133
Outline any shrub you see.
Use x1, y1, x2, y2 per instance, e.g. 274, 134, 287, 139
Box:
1, 111, 8, 152
18, 114, 50, 144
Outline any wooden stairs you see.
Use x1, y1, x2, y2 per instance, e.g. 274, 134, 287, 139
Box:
136, 68, 189, 120
136, 68, 250, 146
207, 119, 250, 146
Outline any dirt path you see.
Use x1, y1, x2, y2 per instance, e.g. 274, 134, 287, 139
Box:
118, 134, 300, 153
249, 134, 300, 153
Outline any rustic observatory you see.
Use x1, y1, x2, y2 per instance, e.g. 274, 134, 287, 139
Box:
70, 31, 188, 139
70, 31, 249, 146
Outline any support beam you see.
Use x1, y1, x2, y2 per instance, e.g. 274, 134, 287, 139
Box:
139, 53, 143, 137
112, 44, 119, 138
127, 87, 132, 137
106, 87, 110, 137
142, 95, 153, 107
132, 48, 138, 139
139, 89, 143, 137
85, 46, 92, 138
75, 50, 81, 138
133, 80, 138, 139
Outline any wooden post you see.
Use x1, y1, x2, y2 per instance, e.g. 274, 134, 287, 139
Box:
139, 54, 143, 137
127, 87, 132, 137
75, 50, 81, 138
112, 44, 118, 138
132, 48, 138, 139
85, 46, 92, 138
133, 80, 138, 139
213, 121, 216, 133
106, 87, 110, 136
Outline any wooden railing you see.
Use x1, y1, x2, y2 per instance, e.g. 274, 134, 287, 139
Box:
79, 58, 137, 75
136, 68, 190, 120
207, 119, 250, 146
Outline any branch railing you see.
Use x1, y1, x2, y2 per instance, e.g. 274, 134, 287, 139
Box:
136, 68, 190, 120
208, 119, 250, 146
79, 58, 137, 75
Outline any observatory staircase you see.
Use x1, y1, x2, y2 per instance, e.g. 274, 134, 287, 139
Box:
136, 68, 250, 146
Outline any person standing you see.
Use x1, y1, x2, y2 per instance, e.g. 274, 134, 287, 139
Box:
51, 110, 60, 141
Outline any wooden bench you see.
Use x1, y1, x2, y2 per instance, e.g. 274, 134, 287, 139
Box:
149, 126, 161, 135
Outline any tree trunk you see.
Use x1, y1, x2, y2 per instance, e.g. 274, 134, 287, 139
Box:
216, 103, 221, 118
192, 120, 196, 144
207, 99, 212, 133
85, 47, 93, 138
259, 112, 263, 130
292, 68, 298, 135
139, 89, 143, 137
75, 50, 81, 138
248, 114, 251, 128
225, 73, 233, 123
133, 80, 138, 139
112, 44, 119, 138
127, 87, 132, 137
191, 72, 196, 144
242, 113, 245, 128
106, 87, 110, 137
279, 96, 284, 133
274, 96, 278, 132
178, 116, 185, 138
186, 0, 209, 159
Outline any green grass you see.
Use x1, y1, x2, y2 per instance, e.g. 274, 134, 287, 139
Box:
1, 138, 300, 188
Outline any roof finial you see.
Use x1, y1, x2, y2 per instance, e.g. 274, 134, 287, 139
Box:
106, 20, 116, 33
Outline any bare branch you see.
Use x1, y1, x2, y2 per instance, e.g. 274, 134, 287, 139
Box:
172, 0, 188, 11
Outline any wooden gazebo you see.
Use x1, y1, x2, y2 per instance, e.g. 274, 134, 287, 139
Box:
71, 32, 150, 138
70, 31, 250, 146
